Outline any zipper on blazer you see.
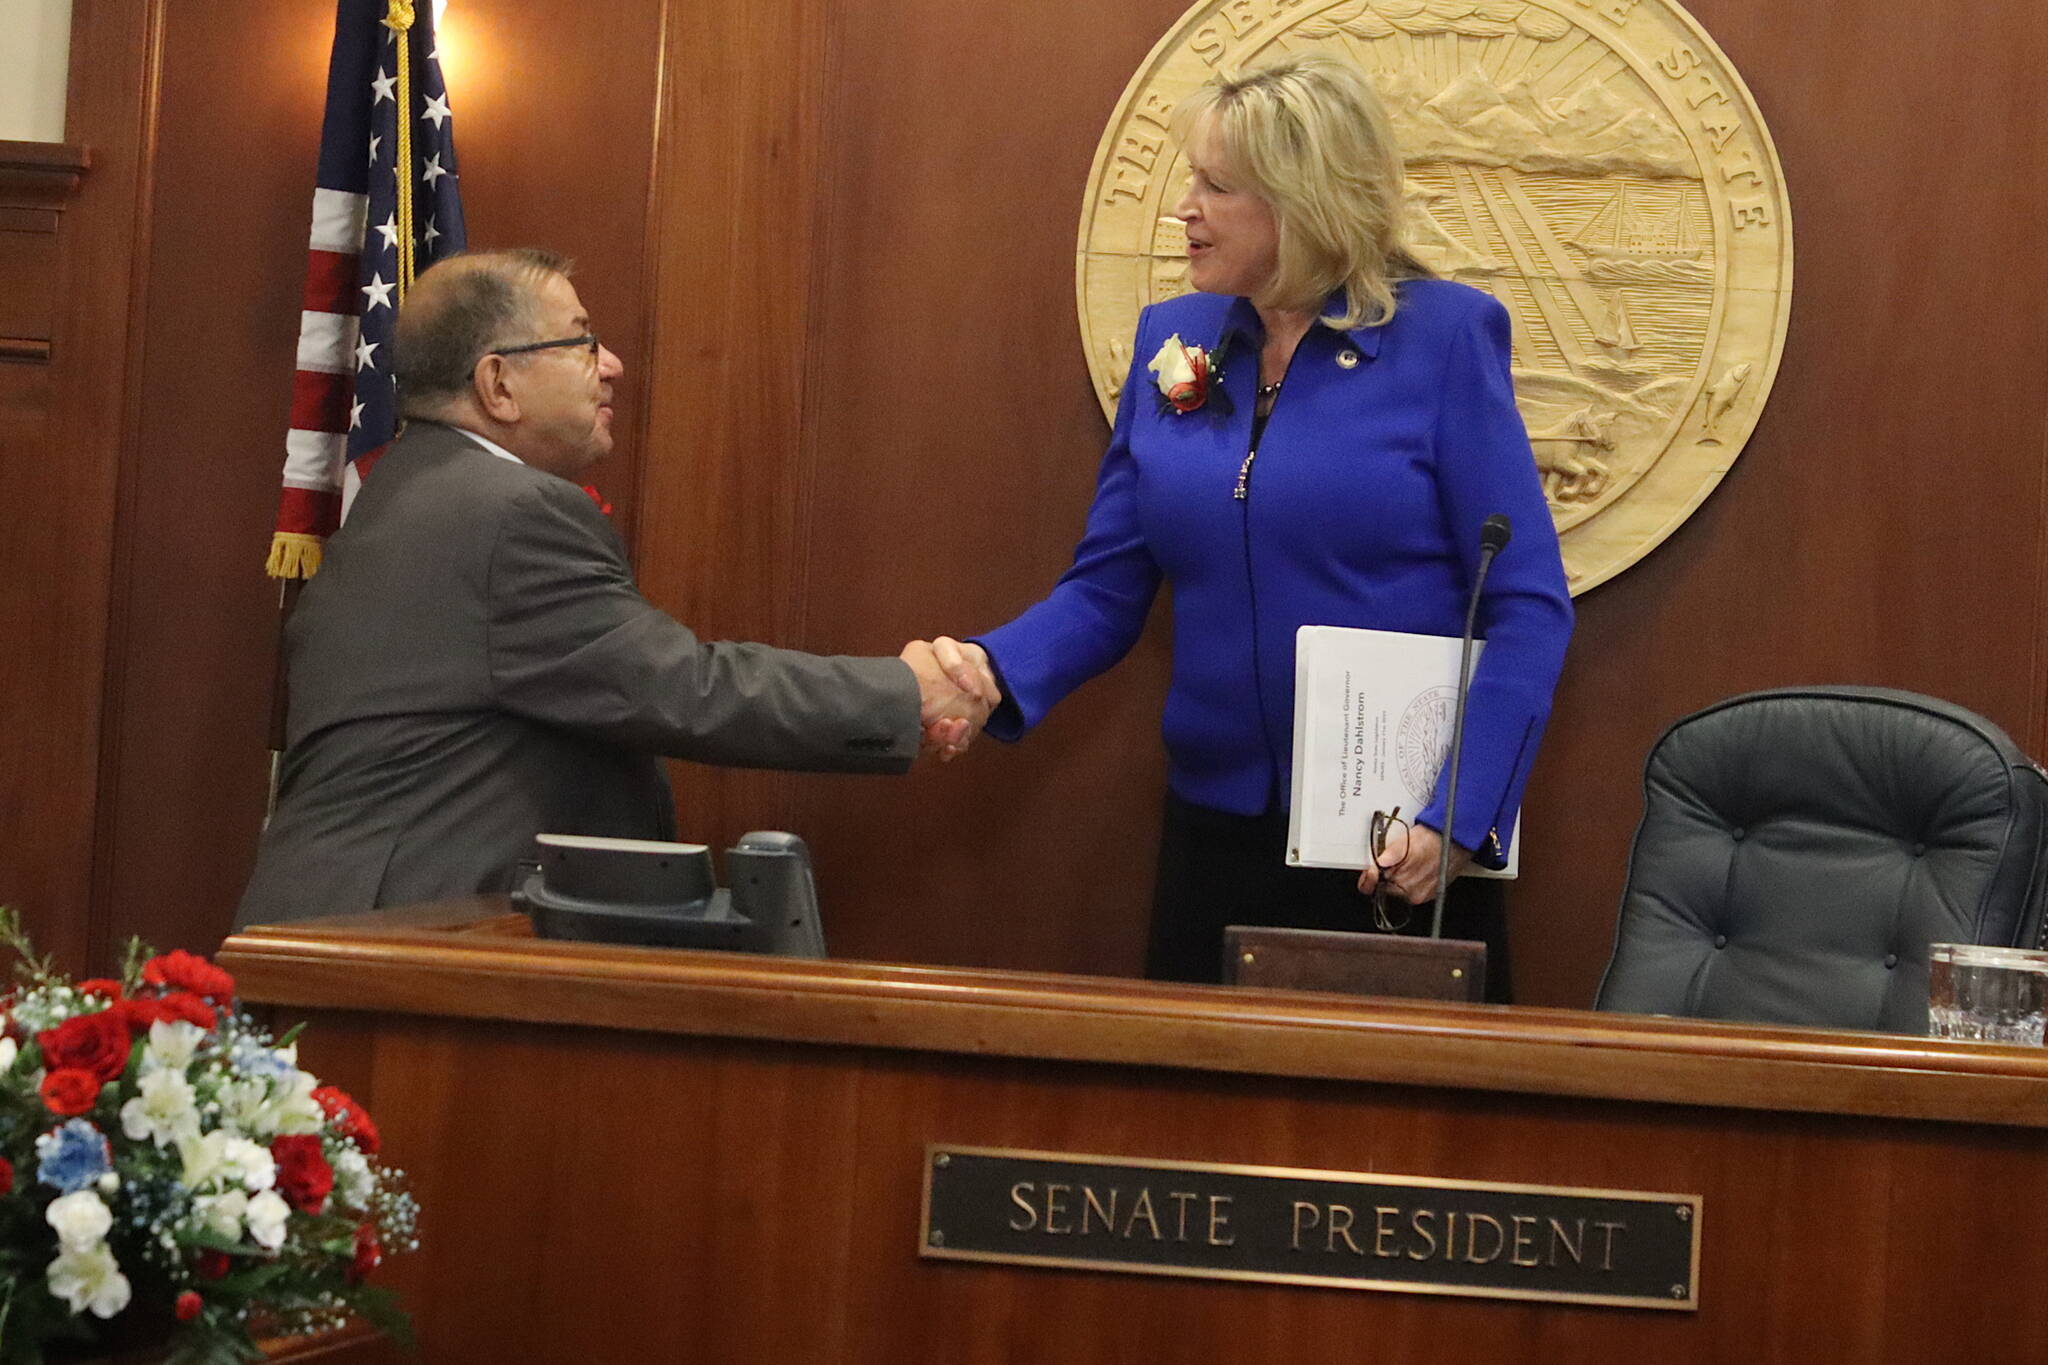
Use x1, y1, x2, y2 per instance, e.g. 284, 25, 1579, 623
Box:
1233, 343, 1302, 803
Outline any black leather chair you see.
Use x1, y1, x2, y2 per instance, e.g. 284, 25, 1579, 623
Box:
1595, 687, 2048, 1033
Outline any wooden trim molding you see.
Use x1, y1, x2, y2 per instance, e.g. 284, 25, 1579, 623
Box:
0, 141, 92, 197
220, 899, 2048, 1132
0, 140, 92, 172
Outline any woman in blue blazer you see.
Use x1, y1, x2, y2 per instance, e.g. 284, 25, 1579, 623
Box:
936, 56, 1572, 996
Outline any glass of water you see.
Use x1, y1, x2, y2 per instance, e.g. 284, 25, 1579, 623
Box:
1927, 944, 2048, 1045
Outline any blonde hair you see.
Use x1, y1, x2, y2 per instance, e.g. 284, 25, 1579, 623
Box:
1173, 55, 1429, 330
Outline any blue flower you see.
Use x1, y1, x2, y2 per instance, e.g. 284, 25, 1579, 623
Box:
36, 1119, 113, 1194
230, 1038, 295, 1079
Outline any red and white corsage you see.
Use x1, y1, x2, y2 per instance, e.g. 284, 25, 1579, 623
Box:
1148, 333, 1221, 416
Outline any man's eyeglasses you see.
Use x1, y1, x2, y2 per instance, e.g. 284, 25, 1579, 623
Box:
1369, 806, 1410, 933
492, 333, 599, 360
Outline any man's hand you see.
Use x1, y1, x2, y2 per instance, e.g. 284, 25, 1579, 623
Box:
900, 639, 998, 761
1356, 822, 1474, 903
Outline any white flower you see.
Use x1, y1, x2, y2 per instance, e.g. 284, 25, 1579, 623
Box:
0, 1036, 16, 1072
225, 1135, 277, 1191
47, 1243, 131, 1319
179, 1129, 226, 1188
96, 1172, 118, 1195
1147, 333, 1214, 412
120, 1067, 201, 1147
217, 1069, 320, 1139
195, 1189, 248, 1242
271, 1070, 325, 1137
144, 1018, 205, 1073
332, 1146, 373, 1207
45, 1190, 113, 1253
245, 1189, 291, 1251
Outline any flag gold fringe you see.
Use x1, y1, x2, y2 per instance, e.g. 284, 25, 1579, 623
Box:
266, 533, 326, 580
385, 0, 418, 292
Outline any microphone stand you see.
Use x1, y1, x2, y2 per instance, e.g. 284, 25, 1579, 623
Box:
1431, 519, 1509, 939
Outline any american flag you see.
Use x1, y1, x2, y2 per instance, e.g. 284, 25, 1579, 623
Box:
269, 0, 466, 578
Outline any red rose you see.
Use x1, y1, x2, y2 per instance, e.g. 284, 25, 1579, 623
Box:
175, 1290, 203, 1322
271, 1135, 334, 1214
141, 950, 234, 1003
76, 979, 123, 999
313, 1086, 382, 1155
348, 1223, 382, 1283
194, 1250, 231, 1280
0, 1156, 13, 1195
37, 1010, 133, 1084
40, 1068, 102, 1116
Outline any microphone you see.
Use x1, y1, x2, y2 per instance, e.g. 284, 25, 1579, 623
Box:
1431, 514, 1512, 937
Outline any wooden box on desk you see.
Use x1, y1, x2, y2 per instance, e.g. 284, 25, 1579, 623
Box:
1224, 924, 1485, 1001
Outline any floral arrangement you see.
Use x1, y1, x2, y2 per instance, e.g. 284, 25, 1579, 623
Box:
0, 911, 414, 1364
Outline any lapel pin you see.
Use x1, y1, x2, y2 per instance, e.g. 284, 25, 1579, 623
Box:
1337, 349, 1360, 369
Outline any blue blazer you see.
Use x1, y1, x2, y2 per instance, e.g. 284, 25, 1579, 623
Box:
977, 279, 1573, 864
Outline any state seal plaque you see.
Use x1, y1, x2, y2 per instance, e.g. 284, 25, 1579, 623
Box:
1078, 0, 1793, 593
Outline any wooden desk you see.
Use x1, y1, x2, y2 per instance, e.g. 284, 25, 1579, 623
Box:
221, 901, 2048, 1363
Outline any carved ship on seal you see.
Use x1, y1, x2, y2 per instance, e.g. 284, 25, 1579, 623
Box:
1568, 185, 1699, 263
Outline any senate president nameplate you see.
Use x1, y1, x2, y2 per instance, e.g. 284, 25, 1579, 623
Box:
921, 1146, 1700, 1310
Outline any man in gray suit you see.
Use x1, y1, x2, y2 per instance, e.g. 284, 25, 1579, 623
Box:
237, 249, 989, 926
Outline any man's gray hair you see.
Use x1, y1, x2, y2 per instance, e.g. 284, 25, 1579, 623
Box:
394, 248, 574, 415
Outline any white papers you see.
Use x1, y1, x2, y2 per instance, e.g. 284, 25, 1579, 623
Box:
1285, 625, 1518, 878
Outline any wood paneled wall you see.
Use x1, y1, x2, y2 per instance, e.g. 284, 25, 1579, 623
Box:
3, 0, 2045, 1006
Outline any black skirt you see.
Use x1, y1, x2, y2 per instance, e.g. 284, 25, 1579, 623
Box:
1147, 791, 1513, 1003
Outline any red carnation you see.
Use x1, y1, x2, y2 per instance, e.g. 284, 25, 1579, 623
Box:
271, 1135, 334, 1214
194, 1250, 231, 1280
155, 991, 218, 1031
313, 1086, 382, 1155
37, 1010, 133, 1084
76, 979, 123, 999
0, 1156, 13, 1195
141, 950, 235, 1003
40, 1068, 101, 1117
114, 997, 166, 1034
348, 1223, 382, 1283
175, 1290, 203, 1322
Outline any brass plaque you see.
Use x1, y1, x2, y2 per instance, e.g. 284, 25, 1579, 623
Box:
921, 1145, 1700, 1310
1078, 0, 1794, 594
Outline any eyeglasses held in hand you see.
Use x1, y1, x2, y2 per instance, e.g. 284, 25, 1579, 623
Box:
1369, 806, 1410, 933
492, 333, 600, 360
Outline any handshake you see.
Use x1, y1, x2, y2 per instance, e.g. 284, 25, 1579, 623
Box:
899, 636, 1001, 763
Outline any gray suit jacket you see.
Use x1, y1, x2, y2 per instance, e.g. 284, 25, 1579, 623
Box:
236, 422, 919, 926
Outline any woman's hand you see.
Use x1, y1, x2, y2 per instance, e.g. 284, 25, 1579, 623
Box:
931, 638, 1001, 710
1357, 822, 1473, 903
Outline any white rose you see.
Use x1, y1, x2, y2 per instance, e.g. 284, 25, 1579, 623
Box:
47, 1243, 132, 1319
245, 1189, 291, 1250
121, 1068, 201, 1148
144, 1019, 205, 1073
45, 1190, 113, 1253
0, 1036, 17, 1072
1148, 333, 1197, 392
